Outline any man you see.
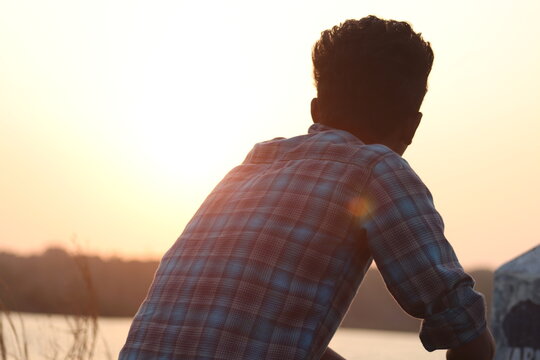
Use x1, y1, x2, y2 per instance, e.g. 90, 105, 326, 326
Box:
120, 15, 495, 359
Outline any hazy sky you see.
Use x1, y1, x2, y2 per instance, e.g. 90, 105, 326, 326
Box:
1, 0, 539, 268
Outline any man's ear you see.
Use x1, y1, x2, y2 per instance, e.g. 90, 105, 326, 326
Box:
403, 112, 422, 145
311, 98, 320, 123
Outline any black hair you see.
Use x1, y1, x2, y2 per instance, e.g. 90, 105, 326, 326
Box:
312, 15, 434, 138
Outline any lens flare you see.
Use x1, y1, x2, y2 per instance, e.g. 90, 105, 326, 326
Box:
348, 196, 370, 219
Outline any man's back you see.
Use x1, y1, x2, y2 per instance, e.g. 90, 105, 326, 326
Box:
120, 124, 394, 359
120, 124, 486, 359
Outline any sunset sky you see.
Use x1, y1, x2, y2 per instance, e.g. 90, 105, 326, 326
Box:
1, 0, 539, 268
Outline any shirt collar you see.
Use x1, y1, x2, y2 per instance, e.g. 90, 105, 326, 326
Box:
308, 123, 364, 145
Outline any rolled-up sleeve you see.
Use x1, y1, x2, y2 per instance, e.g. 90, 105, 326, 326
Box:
361, 152, 487, 351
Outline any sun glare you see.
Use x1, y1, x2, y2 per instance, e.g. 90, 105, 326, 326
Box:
1, 0, 539, 266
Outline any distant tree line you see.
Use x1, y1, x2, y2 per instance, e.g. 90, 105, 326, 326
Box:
0, 247, 494, 332
0, 247, 157, 317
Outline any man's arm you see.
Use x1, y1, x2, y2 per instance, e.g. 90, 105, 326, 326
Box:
446, 328, 495, 360
361, 152, 493, 358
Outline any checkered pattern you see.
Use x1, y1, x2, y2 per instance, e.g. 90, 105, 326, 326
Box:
119, 123, 487, 359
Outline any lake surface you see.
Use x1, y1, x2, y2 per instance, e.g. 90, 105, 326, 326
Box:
2, 313, 445, 359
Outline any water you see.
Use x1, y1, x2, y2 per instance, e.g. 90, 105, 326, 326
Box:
328, 328, 445, 359
2, 313, 445, 359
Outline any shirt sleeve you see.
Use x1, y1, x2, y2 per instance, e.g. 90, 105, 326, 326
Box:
361, 152, 487, 351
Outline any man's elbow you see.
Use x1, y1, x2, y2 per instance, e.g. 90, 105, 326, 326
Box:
446, 328, 495, 360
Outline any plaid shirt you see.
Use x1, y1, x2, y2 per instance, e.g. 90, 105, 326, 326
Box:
120, 123, 486, 359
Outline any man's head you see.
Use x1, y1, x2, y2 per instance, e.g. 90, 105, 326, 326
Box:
311, 15, 434, 154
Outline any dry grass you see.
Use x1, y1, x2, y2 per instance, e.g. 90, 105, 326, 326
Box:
0, 244, 111, 360
0, 308, 28, 360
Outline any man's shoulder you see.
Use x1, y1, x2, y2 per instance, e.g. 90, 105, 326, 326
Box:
244, 124, 398, 169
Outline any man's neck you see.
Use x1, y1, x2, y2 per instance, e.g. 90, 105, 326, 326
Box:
322, 122, 408, 156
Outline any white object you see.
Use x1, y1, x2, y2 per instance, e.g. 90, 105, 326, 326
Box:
492, 245, 540, 360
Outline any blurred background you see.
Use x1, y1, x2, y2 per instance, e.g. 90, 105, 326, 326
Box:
1, 0, 539, 358
1, 0, 539, 266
